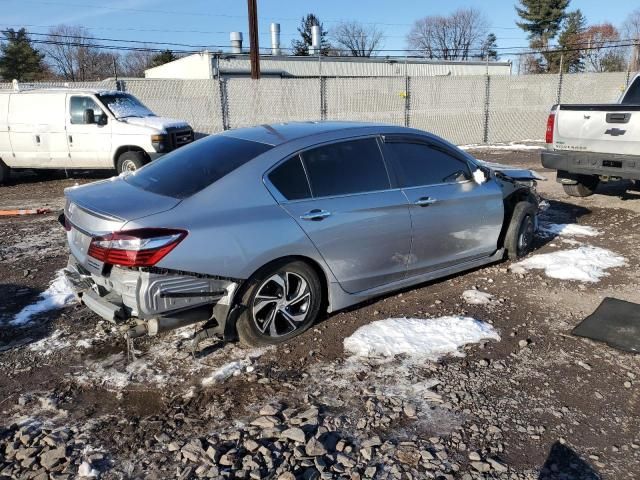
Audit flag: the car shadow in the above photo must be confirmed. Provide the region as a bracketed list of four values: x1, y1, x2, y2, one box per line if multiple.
[6, 169, 111, 186]
[0, 283, 62, 352]
[536, 198, 592, 249]
[591, 179, 640, 201]
[538, 441, 602, 480]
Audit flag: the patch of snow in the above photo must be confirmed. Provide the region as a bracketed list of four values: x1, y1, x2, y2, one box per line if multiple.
[344, 316, 500, 361]
[539, 222, 600, 238]
[460, 143, 543, 151]
[473, 169, 487, 185]
[11, 270, 76, 326]
[76, 339, 93, 349]
[516, 246, 626, 282]
[78, 461, 99, 478]
[462, 290, 494, 305]
[28, 330, 71, 355]
[201, 349, 267, 386]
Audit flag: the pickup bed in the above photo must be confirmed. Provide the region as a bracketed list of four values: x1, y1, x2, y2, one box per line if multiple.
[542, 74, 640, 197]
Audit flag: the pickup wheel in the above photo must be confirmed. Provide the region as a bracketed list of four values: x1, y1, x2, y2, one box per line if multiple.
[505, 201, 537, 260]
[562, 175, 599, 197]
[116, 151, 147, 174]
[0, 159, 10, 185]
[236, 260, 322, 347]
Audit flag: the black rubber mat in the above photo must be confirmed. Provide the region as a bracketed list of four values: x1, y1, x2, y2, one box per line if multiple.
[572, 298, 640, 353]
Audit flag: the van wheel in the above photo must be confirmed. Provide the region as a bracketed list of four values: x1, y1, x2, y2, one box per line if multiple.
[236, 260, 322, 347]
[116, 151, 147, 174]
[562, 175, 599, 197]
[0, 159, 10, 185]
[505, 201, 537, 260]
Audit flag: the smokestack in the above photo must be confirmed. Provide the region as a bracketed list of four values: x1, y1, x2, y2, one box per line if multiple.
[230, 32, 243, 54]
[310, 25, 321, 55]
[270, 23, 281, 56]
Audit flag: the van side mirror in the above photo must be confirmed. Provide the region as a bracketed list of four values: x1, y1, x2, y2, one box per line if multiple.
[83, 108, 95, 124]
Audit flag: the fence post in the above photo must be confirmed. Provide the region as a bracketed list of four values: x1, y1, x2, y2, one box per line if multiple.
[483, 73, 490, 144]
[556, 54, 564, 104]
[404, 56, 410, 127]
[320, 77, 327, 121]
[218, 79, 230, 131]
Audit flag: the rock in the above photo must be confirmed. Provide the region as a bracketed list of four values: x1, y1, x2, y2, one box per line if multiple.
[305, 437, 327, 456]
[518, 339, 529, 348]
[281, 427, 306, 443]
[259, 404, 280, 416]
[244, 439, 260, 452]
[403, 404, 417, 418]
[278, 474, 295, 480]
[361, 436, 382, 448]
[471, 461, 491, 473]
[396, 447, 421, 466]
[39, 447, 67, 470]
[487, 457, 508, 472]
[468, 452, 481, 461]
[251, 416, 279, 429]
[364, 466, 377, 478]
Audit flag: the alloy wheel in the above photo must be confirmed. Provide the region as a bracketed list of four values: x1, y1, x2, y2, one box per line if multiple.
[252, 271, 312, 337]
[517, 215, 534, 256]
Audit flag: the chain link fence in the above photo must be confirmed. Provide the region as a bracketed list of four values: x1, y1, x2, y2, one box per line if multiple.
[2, 72, 636, 144]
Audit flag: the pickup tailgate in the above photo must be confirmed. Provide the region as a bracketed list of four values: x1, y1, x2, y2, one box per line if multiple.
[554, 104, 640, 156]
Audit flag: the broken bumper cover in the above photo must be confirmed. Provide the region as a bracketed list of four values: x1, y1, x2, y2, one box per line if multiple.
[64, 255, 240, 335]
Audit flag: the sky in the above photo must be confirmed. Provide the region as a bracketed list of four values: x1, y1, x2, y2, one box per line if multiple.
[1, 0, 637, 63]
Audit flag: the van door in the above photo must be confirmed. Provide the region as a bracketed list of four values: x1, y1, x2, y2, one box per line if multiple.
[66, 95, 112, 168]
[8, 93, 41, 167]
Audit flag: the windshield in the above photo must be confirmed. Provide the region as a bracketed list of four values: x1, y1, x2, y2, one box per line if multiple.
[125, 135, 273, 199]
[97, 92, 154, 119]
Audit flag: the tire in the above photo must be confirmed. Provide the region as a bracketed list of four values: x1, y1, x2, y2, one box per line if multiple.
[236, 260, 323, 347]
[116, 151, 147, 174]
[504, 201, 537, 260]
[0, 159, 10, 185]
[562, 175, 599, 197]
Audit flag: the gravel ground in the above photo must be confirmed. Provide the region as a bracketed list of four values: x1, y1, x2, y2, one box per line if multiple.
[0, 152, 639, 480]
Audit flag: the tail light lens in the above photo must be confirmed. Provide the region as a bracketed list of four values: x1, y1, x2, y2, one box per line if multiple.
[88, 228, 187, 267]
[545, 111, 556, 144]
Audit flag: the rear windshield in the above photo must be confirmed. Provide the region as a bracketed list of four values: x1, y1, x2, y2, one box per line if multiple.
[125, 135, 273, 199]
[622, 77, 640, 104]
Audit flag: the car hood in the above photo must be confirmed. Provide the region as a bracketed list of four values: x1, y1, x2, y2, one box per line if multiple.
[476, 159, 546, 181]
[121, 116, 191, 132]
[64, 176, 181, 224]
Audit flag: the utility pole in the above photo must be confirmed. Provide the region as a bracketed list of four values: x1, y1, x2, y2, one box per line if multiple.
[247, 0, 260, 79]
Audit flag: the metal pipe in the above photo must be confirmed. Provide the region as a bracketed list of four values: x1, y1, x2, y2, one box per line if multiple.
[270, 23, 281, 56]
[310, 25, 321, 55]
[230, 32, 243, 54]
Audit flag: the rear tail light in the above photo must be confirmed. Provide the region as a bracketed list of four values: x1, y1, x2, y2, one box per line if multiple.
[88, 228, 187, 267]
[545, 110, 556, 144]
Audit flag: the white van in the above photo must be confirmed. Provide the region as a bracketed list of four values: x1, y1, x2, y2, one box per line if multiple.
[0, 88, 194, 183]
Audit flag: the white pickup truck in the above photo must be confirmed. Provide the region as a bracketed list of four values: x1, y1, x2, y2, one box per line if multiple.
[0, 88, 194, 184]
[542, 74, 640, 197]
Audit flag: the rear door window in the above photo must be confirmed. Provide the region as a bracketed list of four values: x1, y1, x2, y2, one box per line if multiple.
[301, 138, 390, 197]
[268, 155, 312, 201]
[125, 135, 272, 199]
[382, 140, 471, 187]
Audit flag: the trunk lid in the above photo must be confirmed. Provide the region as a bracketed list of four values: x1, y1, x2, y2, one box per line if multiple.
[64, 176, 181, 273]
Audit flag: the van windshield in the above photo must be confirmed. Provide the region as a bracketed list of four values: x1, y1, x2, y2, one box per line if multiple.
[97, 93, 154, 119]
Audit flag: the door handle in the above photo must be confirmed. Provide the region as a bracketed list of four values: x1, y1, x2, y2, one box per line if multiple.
[414, 197, 438, 207]
[300, 209, 331, 221]
[68, 135, 73, 144]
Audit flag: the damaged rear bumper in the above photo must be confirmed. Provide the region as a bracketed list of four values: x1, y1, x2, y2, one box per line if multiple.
[64, 255, 241, 338]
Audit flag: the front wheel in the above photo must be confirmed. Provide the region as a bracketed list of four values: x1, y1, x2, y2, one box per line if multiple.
[562, 175, 599, 197]
[116, 151, 147, 174]
[504, 202, 537, 260]
[236, 260, 323, 347]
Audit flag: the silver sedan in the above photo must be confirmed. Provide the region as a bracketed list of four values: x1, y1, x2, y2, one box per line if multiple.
[62, 122, 540, 346]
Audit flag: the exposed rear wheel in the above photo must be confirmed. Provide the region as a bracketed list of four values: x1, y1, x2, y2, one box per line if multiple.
[116, 151, 147, 174]
[505, 201, 537, 260]
[0, 159, 10, 185]
[562, 175, 599, 197]
[237, 260, 322, 347]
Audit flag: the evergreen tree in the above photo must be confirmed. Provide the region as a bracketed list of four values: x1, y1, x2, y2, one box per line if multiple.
[150, 50, 177, 68]
[557, 9, 587, 73]
[516, 0, 570, 72]
[291, 14, 331, 56]
[0, 28, 46, 81]
[480, 33, 499, 60]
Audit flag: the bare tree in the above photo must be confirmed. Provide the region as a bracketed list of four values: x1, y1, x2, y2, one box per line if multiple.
[119, 49, 154, 77]
[44, 25, 116, 81]
[331, 21, 384, 57]
[623, 8, 640, 70]
[407, 8, 488, 60]
[583, 24, 626, 72]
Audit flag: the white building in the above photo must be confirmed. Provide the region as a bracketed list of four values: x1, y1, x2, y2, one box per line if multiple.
[145, 51, 512, 80]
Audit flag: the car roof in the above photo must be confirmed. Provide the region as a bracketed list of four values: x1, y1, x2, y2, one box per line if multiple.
[0, 88, 122, 96]
[221, 121, 409, 146]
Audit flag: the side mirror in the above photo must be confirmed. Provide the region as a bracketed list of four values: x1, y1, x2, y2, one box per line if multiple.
[83, 108, 95, 124]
